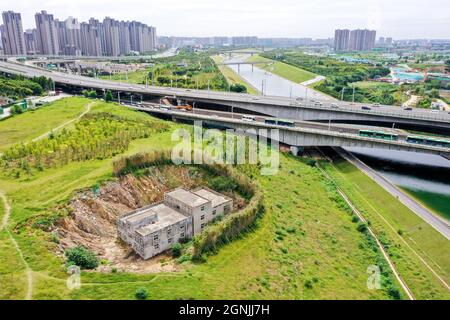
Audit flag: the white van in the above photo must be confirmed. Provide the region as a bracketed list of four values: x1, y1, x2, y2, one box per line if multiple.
[242, 115, 256, 122]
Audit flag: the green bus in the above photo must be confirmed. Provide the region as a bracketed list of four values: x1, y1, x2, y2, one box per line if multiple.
[406, 136, 450, 148]
[359, 130, 399, 141]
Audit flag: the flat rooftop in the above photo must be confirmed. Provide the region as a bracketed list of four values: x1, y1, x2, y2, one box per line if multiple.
[122, 205, 158, 225]
[193, 188, 231, 208]
[166, 188, 209, 207]
[135, 203, 189, 236]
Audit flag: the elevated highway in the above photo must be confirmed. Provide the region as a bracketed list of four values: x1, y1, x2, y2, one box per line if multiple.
[127, 104, 450, 157]
[1, 59, 450, 134]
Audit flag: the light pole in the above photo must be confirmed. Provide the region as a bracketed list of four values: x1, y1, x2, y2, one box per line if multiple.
[341, 87, 346, 101]
[192, 101, 196, 114]
[352, 86, 355, 103]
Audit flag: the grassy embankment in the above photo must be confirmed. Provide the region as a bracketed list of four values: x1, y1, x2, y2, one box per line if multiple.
[0, 97, 89, 152]
[246, 54, 317, 84]
[211, 55, 260, 95]
[0, 96, 445, 300]
[321, 158, 450, 299]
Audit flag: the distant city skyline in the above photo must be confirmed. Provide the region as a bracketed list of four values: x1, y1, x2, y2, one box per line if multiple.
[1, 0, 449, 39]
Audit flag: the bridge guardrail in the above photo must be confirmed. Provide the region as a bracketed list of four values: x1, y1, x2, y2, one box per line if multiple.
[137, 106, 450, 154]
[1, 61, 450, 124]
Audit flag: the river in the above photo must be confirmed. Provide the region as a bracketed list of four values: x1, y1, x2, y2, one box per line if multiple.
[224, 54, 450, 222]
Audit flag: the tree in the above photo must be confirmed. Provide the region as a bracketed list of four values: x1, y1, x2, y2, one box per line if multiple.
[135, 287, 149, 300]
[429, 88, 440, 99]
[105, 90, 113, 102]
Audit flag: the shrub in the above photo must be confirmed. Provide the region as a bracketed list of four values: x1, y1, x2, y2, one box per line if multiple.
[304, 279, 314, 289]
[65, 246, 99, 269]
[135, 287, 149, 300]
[387, 286, 401, 300]
[172, 243, 182, 257]
[306, 159, 316, 167]
[356, 222, 368, 233]
[11, 105, 23, 115]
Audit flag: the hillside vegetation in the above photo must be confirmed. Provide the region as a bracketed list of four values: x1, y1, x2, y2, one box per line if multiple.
[0, 97, 447, 300]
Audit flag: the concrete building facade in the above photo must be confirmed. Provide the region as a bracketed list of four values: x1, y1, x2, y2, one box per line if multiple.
[334, 29, 350, 52]
[1, 11, 26, 55]
[118, 187, 232, 259]
[24, 29, 39, 55]
[334, 28, 376, 52]
[35, 11, 59, 55]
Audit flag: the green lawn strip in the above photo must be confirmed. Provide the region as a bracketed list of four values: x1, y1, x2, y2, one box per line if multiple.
[247, 55, 316, 83]
[322, 159, 450, 299]
[0, 97, 90, 151]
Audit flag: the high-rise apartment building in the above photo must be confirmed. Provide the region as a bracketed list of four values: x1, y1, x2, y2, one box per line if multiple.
[334, 29, 350, 52]
[349, 29, 376, 51]
[24, 29, 39, 55]
[35, 11, 59, 55]
[103, 17, 120, 56]
[334, 28, 376, 52]
[2, 10, 156, 57]
[1, 11, 26, 55]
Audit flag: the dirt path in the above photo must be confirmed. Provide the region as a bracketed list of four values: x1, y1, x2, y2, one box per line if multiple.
[0, 100, 95, 300]
[32, 101, 94, 142]
[0, 192, 33, 300]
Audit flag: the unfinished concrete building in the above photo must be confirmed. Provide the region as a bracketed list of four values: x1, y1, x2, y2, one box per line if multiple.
[118, 187, 232, 259]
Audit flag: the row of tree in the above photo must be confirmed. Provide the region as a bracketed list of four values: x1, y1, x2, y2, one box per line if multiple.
[1, 112, 168, 177]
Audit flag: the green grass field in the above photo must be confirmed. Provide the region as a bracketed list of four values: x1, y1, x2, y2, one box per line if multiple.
[0, 97, 447, 299]
[0, 97, 89, 152]
[246, 55, 317, 84]
[322, 158, 450, 299]
[100, 69, 149, 84]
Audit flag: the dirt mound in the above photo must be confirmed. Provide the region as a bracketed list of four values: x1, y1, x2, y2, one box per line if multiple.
[57, 166, 205, 273]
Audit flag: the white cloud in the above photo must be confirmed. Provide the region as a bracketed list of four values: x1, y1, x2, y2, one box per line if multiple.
[1, 0, 449, 38]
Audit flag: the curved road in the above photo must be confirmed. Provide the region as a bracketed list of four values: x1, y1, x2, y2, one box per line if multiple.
[336, 147, 450, 240]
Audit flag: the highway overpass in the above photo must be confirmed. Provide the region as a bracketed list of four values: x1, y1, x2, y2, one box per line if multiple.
[128, 105, 450, 157]
[1, 59, 450, 134]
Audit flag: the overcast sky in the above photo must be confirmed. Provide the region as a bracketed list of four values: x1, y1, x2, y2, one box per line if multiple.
[2, 0, 449, 39]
